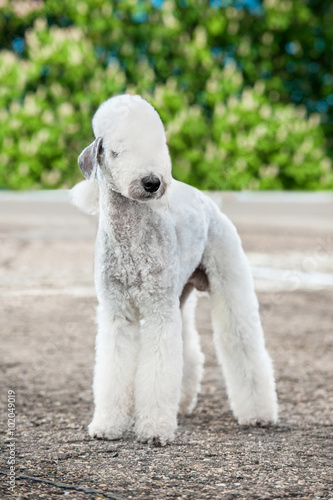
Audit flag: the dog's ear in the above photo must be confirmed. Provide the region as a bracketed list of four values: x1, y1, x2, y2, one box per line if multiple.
[78, 137, 104, 179]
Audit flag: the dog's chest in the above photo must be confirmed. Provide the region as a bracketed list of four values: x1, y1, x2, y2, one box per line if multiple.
[96, 204, 177, 291]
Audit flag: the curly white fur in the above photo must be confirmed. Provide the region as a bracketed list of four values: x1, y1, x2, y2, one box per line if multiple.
[71, 95, 278, 446]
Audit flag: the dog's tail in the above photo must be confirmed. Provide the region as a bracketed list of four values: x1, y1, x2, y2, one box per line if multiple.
[70, 179, 99, 215]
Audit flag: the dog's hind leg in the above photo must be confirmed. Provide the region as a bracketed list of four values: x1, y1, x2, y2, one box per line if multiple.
[179, 291, 204, 416]
[203, 211, 278, 426]
[88, 304, 139, 440]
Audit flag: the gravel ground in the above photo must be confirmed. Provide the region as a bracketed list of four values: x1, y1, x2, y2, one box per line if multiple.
[0, 192, 332, 499]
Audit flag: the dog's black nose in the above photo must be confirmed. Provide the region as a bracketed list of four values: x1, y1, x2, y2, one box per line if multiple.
[142, 175, 161, 193]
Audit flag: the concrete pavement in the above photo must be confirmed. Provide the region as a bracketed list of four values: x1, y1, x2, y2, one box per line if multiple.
[0, 190, 332, 499]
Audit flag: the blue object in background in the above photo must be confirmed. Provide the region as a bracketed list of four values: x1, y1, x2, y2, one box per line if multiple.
[12, 37, 25, 54]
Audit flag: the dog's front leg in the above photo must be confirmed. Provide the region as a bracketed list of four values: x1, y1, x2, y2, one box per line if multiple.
[88, 305, 139, 440]
[134, 304, 183, 446]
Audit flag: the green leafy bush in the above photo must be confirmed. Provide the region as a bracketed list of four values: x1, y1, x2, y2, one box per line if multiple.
[0, 0, 332, 190]
[0, 20, 126, 188]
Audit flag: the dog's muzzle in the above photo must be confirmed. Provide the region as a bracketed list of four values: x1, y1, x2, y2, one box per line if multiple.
[141, 175, 161, 193]
[128, 175, 167, 201]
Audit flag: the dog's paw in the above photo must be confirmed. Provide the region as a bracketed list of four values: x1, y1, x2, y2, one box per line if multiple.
[88, 420, 124, 441]
[238, 414, 277, 427]
[234, 397, 278, 427]
[136, 433, 173, 447]
[178, 393, 198, 416]
[135, 421, 176, 447]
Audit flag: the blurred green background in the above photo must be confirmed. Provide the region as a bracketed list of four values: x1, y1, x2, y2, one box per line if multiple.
[1, 0, 333, 190]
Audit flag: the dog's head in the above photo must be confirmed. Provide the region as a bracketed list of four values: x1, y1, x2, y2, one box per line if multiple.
[78, 95, 172, 202]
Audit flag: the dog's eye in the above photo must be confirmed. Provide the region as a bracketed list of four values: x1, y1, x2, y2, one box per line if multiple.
[111, 150, 119, 159]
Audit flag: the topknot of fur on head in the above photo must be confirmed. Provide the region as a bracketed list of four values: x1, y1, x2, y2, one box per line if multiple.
[92, 95, 167, 158]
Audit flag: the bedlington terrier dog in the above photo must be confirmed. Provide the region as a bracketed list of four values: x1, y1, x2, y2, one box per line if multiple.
[71, 94, 278, 446]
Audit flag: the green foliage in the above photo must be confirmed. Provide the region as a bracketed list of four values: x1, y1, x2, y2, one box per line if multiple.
[165, 68, 332, 189]
[0, 0, 332, 190]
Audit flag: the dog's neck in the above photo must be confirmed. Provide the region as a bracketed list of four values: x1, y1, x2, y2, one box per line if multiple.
[98, 185, 153, 242]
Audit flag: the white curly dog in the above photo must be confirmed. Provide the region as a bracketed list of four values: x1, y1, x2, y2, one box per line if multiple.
[71, 94, 278, 446]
